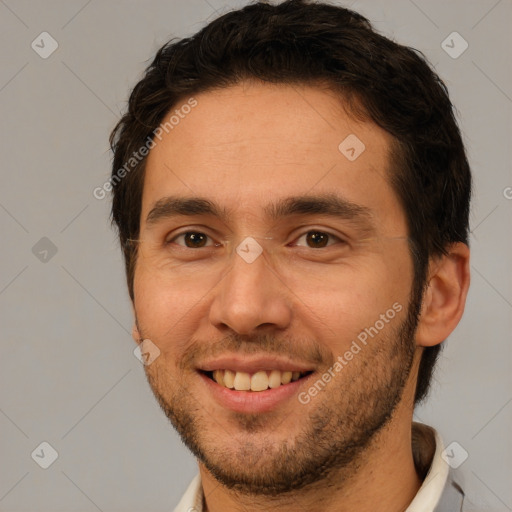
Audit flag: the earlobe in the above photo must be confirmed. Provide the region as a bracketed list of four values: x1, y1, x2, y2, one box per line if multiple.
[415, 242, 470, 348]
[131, 301, 141, 345]
[132, 323, 141, 344]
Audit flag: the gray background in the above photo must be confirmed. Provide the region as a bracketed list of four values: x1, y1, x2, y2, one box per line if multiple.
[0, 0, 510, 510]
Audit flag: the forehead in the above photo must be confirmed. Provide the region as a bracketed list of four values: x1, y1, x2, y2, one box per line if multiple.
[140, 81, 406, 234]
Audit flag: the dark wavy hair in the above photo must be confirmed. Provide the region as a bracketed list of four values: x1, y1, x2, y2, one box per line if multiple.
[109, 0, 471, 406]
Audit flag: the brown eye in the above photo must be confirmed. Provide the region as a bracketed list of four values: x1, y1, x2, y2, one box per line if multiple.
[294, 230, 342, 248]
[306, 231, 329, 248]
[169, 231, 212, 248]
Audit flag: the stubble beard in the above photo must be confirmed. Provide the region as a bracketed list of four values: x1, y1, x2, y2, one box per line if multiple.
[140, 297, 420, 497]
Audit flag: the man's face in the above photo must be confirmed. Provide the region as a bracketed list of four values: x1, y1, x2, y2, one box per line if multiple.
[132, 82, 420, 494]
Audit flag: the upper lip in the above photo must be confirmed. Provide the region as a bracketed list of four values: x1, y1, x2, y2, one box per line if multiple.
[198, 355, 316, 374]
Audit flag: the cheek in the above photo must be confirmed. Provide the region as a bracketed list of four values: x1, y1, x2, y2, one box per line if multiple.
[305, 252, 410, 307]
[133, 268, 203, 351]
[293, 254, 412, 344]
[298, 282, 396, 346]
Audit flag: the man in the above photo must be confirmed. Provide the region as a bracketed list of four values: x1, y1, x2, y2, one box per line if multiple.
[109, 1, 471, 510]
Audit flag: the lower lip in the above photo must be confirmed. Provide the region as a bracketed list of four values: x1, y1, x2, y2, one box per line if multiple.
[198, 371, 314, 414]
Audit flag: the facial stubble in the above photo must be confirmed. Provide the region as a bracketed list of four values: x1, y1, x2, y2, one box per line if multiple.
[139, 298, 419, 497]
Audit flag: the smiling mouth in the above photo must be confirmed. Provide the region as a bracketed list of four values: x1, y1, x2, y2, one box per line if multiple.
[201, 369, 314, 391]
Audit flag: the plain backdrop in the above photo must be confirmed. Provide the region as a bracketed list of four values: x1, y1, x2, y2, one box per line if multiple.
[0, 0, 511, 511]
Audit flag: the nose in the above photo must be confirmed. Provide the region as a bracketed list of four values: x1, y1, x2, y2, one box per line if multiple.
[208, 245, 293, 335]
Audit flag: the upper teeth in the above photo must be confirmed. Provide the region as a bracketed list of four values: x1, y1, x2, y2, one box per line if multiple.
[212, 370, 305, 391]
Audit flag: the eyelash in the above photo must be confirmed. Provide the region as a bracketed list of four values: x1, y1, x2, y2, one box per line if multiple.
[166, 229, 346, 249]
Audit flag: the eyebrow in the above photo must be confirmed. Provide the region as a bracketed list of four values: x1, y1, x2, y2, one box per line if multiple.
[145, 193, 376, 233]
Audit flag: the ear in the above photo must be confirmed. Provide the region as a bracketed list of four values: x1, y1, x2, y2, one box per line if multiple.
[132, 322, 141, 345]
[130, 300, 141, 345]
[415, 242, 470, 347]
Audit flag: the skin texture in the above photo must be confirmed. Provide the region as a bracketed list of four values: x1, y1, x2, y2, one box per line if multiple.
[130, 81, 470, 511]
